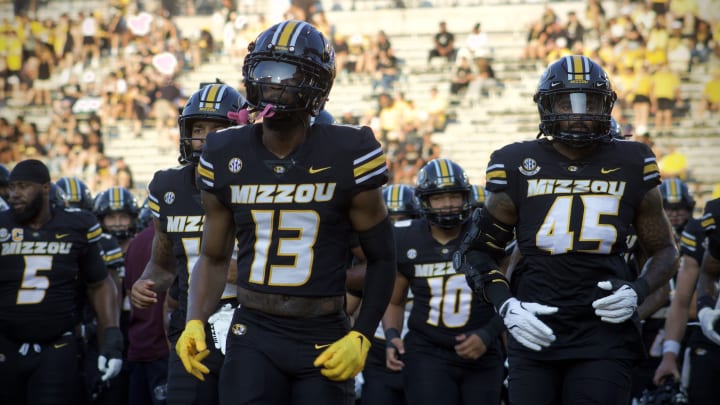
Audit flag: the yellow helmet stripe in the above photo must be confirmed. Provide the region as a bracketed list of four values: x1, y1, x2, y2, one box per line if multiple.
[68, 178, 79, 201]
[566, 55, 590, 82]
[272, 20, 307, 49]
[391, 185, 401, 205]
[436, 159, 453, 185]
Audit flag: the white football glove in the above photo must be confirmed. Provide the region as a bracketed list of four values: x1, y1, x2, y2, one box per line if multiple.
[592, 280, 638, 323]
[697, 307, 720, 345]
[208, 303, 235, 354]
[98, 355, 123, 381]
[499, 297, 558, 351]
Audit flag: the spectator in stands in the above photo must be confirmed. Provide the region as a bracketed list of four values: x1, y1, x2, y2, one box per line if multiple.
[666, 21, 691, 74]
[695, 67, 720, 121]
[428, 21, 456, 64]
[80, 11, 101, 68]
[564, 11, 585, 50]
[630, 63, 653, 133]
[458, 22, 492, 65]
[425, 86, 448, 133]
[646, 15, 670, 67]
[669, 0, 699, 36]
[113, 157, 133, 190]
[658, 144, 689, 181]
[689, 19, 714, 72]
[521, 20, 546, 62]
[347, 33, 371, 74]
[31, 43, 55, 106]
[449, 56, 474, 97]
[650, 62, 683, 135]
[372, 48, 401, 95]
[472, 59, 504, 100]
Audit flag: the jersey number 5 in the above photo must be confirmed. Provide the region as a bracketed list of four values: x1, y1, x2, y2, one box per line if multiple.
[17, 256, 52, 304]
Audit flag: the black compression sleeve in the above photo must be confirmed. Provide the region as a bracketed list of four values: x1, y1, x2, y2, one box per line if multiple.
[472, 314, 505, 345]
[708, 234, 720, 260]
[353, 217, 396, 338]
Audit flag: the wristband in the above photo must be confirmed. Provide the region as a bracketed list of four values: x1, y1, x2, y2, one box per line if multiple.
[384, 327, 401, 343]
[662, 339, 681, 355]
[697, 295, 715, 311]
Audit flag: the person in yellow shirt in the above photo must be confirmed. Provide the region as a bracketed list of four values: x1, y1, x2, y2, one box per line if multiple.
[631, 63, 653, 131]
[646, 16, 669, 66]
[658, 144, 689, 180]
[696, 67, 720, 121]
[650, 63, 683, 135]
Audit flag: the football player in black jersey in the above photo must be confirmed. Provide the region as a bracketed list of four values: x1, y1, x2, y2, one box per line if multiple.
[383, 159, 505, 405]
[349, 183, 419, 405]
[0, 163, 9, 211]
[625, 178, 697, 399]
[688, 198, 720, 404]
[130, 81, 246, 405]
[91, 186, 139, 405]
[0, 159, 122, 405]
[177, 20, 396, 405]
[454, 55, 678, 404]
[56, 176, 128, 402]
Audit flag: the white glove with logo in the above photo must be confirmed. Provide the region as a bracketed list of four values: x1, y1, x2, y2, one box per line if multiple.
[208, 303, 235, 354]
[698, 307, 720, 345]
[592, 280, 638, 323]
[499, 297, 558, 351]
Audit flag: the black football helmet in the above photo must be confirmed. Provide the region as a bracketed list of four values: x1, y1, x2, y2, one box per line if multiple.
[469, 184, 488, 209]
[534, 55, 617, 147]
[638, 378, 688, 405]
[136, 197, 154, 232]
[415, 158, 472, 228]
[382, 184, 420, 219]
[93, 186, 139, 240]
[609, 117, 623, 140]
[0, 163, 9, 200]
[49, 183, 68, 209]
[659, 178, 695, 211]
[243, 20, 335, 116]
[178, 82, 246, 165]
[55, 176, 93, 210]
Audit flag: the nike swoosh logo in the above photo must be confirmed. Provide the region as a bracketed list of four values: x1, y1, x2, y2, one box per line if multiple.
[314, 343, 331, 350]
[56, 234, 69, 239]
[600, 167, 621, 174]
[54, 343, 68, 349]
[308, 166, 331, 174]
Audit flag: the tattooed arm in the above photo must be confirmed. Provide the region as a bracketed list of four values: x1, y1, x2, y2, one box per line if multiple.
[130, 218, 179, 308]
[634, 187, 680, 295]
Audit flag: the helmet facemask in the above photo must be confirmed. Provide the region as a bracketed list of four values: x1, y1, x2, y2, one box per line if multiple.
[419, 192, 473, 229]
[536, 90, 616, 148]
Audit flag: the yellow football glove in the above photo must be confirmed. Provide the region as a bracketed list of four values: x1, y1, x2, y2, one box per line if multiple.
[175, 320, 210, 381]
[313, 331, 370, 381]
